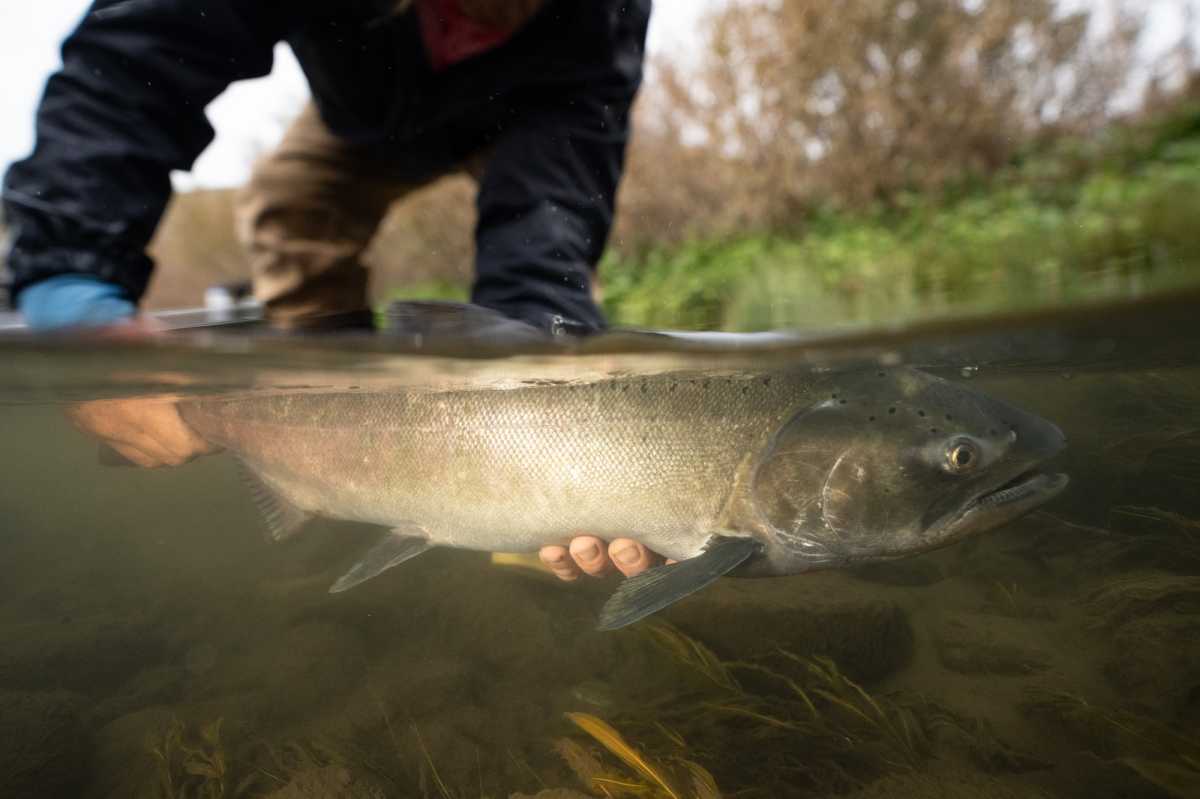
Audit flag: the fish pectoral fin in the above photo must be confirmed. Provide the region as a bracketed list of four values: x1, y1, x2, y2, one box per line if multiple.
[237, 458, 313, 542]
[328, 525, 433, 594]
[596, 536, 761, 631]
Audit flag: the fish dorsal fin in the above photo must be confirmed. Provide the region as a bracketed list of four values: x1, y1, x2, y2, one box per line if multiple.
[328, 524, 433, 593]
[597, 536, 761, 631]
[237, 459, 312, 542]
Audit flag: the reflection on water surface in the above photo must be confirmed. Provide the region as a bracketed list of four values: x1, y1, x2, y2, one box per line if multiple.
[0, 295, 1198, 798]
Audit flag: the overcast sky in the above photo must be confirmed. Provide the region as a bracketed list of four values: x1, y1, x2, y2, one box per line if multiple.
[0, 0, 1191, 190]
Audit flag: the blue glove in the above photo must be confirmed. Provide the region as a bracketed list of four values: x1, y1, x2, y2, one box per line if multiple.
[17, 274, 137, 330]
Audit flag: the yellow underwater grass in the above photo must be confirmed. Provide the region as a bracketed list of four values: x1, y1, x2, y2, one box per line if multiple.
[561, 712, 721, 798]
[566, 712, 683, 798]
[552, 622, 943, 796]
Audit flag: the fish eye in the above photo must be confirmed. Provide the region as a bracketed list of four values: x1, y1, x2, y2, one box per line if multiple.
[946, 439, 979, 473]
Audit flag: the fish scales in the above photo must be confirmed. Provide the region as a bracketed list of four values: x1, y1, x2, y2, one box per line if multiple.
[181, 372, 815, 560]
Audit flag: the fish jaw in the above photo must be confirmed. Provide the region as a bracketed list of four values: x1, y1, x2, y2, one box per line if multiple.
[931, 470, 1069, 544]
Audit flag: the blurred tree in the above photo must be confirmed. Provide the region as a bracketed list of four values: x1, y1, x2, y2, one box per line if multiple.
[645, 0, 1142, 218]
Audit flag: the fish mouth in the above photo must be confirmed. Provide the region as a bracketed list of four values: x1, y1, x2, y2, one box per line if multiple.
[932, 469, 1069, 543]
[967, 470, 1070, 512]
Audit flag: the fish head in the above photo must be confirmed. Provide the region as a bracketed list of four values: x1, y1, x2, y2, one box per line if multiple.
[751, 367, 1069, 569]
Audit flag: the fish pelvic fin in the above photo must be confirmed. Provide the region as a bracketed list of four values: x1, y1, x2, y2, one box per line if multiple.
[237, 458, 313, 542]
[329, 524, 432, 593]
[597, 536, 761, 631]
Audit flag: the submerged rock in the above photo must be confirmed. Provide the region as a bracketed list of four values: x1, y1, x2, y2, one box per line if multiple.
[0, 690, 87, 799]
[194, 622, 367, 725]
[935, 614, 1050, 676]
[86, 706, 179, 799]
[88, 665, 186, 728]
[1104, 615, 1200, 721]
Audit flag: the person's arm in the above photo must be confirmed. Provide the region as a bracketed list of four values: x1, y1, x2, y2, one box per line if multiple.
[489, 3, 660, 579]
[3, 0, 295, 326]
[470, 0, 650, 333]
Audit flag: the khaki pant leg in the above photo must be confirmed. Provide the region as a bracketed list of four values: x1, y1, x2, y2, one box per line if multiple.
[234, 103, 410, 325]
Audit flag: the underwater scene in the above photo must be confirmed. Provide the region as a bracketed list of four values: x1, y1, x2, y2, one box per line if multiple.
[1, 294, 1199, 799]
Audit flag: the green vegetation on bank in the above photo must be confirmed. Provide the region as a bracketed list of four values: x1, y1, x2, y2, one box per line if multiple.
[599, 106, 1200, 332]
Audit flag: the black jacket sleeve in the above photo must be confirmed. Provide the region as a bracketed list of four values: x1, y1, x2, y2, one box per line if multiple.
[2, 0, 292, 303]
[470, 0, 650, 332]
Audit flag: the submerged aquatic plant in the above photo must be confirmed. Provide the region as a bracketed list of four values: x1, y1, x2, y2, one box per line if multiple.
[1082, 572, 1200, 628]
[1024, 507, 1200, 576]
[921, 700, 1052, 775]
[567, 622, 934, 795]
[1103, 428, 1200, 475]
[411, 721, 456, 799]
[1108, 505, 1200, 567]
[559, 712, 721, 799]
[783, 652, 928, 770]
[1021, 687, 1200, 797]
[650, 621, 929, 766]
[981, 579, 1053, 620]
[642, 622, 741, 693]
[145, 717, 228, 799]
[146, 714, 397, 799]
[242, 738, 373, 796]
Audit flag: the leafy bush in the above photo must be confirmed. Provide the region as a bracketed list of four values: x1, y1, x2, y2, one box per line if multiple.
[601, 107, 1200, 331]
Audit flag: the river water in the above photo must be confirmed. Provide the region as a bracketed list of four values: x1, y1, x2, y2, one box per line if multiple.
[0, 293, 1198, 799]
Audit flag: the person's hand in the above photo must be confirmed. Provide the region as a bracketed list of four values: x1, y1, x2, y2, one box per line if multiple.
[18, 274, 137, 329]
[539, 536, 672, 580]
[67, 397, 218, 468]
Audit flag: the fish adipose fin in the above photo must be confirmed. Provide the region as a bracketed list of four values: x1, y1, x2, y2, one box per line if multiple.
[329, 525, 432, 593]
[597, 536, 761, 631]
[237, 459, 312, 542]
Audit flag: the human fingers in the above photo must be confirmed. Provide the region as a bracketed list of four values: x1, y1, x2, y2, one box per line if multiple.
[141, 402, 219, 463]
[608, 538, 663, 578]
[569, 535, 612, 577]
[539, 545, 582, 581]
[107, 441, 164, 469]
